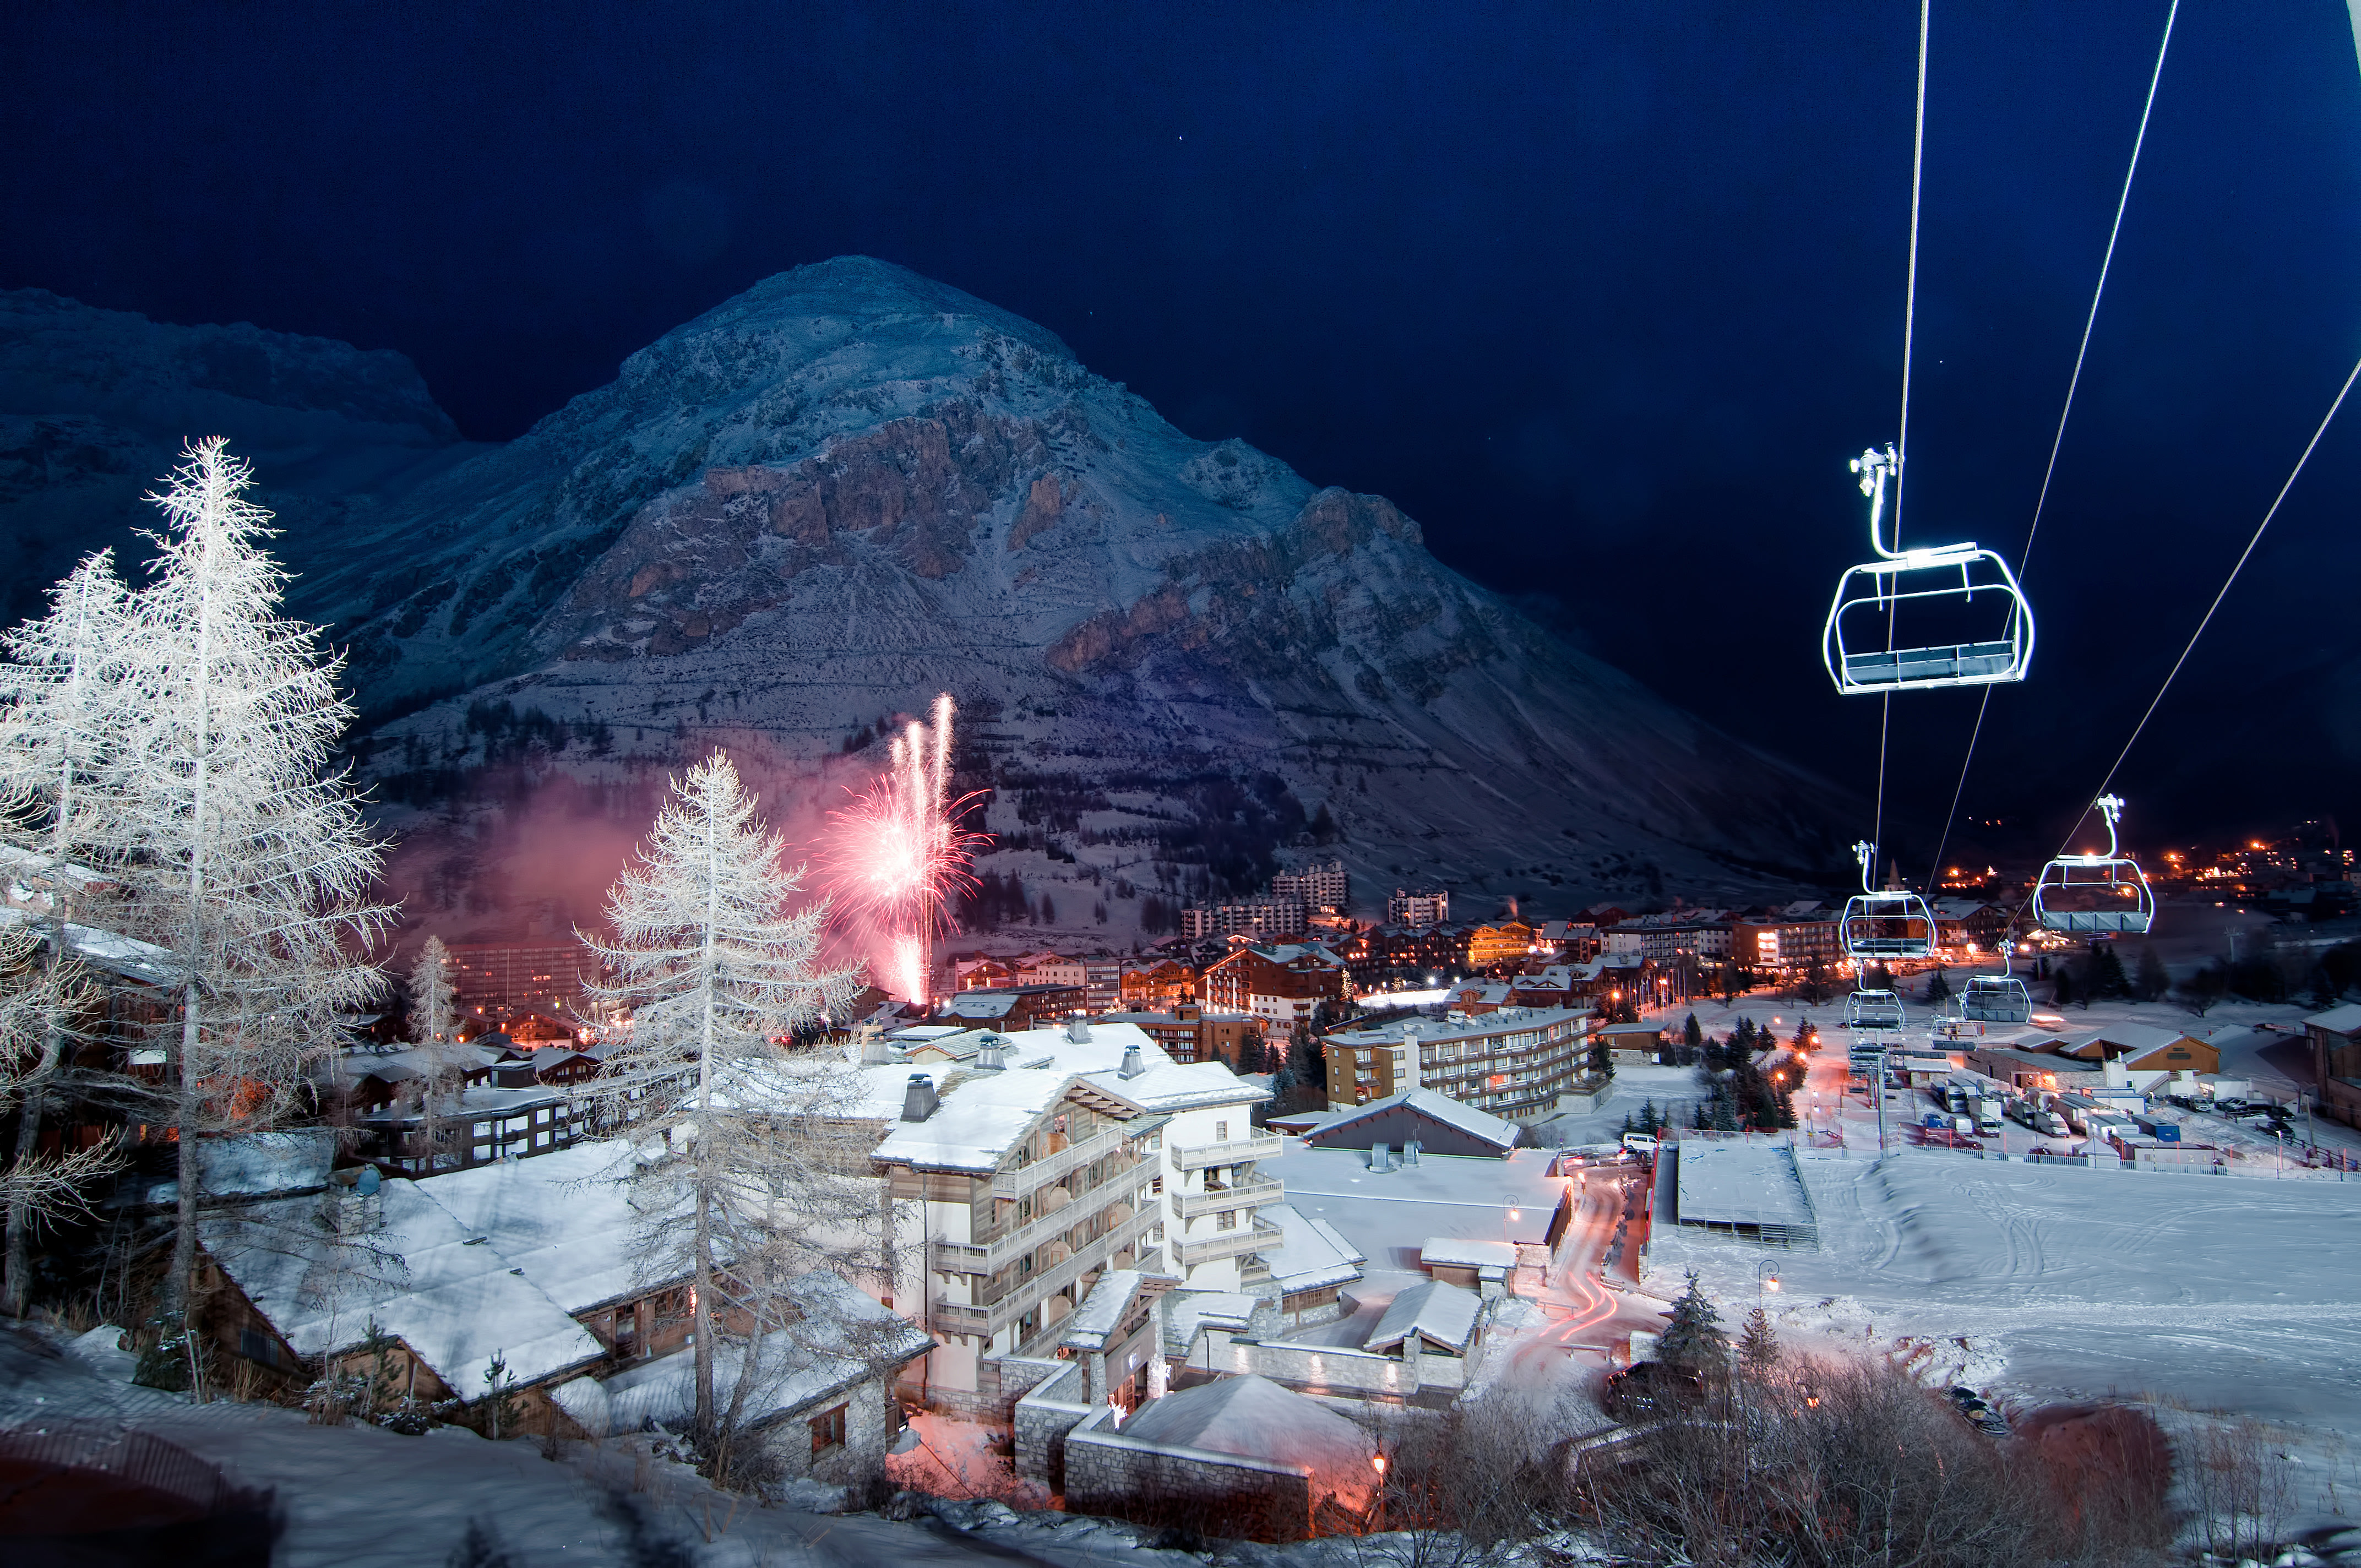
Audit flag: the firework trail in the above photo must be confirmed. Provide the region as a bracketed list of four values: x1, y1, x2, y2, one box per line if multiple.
[825, 693, 982, 1004]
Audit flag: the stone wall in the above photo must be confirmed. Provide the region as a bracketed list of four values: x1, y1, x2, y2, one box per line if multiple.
[1011, 1358, 1095, 1487]
[752, 1371, 899, 1487]
[1061, 1409, 1319, 1542]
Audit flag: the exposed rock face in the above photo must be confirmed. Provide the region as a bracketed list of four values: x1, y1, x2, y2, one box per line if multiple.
[0, 260, 1849, 924]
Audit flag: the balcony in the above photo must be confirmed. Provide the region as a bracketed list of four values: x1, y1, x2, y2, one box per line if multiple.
[1172, 1218, 1283, 1268]
[931, 1184, 1150, 1276]
[991, 1125, 1132, 1200]
[1171, 1133, 1283, 1172]
[935, 1203, 1162, 1343]
[1174, 1174, 1283, 1221]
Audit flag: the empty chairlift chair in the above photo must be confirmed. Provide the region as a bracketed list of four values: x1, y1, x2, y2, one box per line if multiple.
[1844, 989, 1906, 1031]
[1840, 841, 1937, 961]
[1959, 973, 2032, 1025]
[2033, 794, 2156, 937]
[1821, 445, 2035, 696]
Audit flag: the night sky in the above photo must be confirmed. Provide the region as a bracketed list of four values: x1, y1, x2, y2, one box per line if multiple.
[6, 2, 2360, 874]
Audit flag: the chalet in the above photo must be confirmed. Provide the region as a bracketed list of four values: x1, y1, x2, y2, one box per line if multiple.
[1097, 1004, 1265, 1070]
[1466, 921, 1537, 971]
[1593, 1020, 1667, 1066]
[935, 984, 1085, 1031]
[1200, 942, 1350, 1024]
[1302, 1087, 1521, 1158]
[850, 1021, 1276, 1419]
[1118, 959, 1198, 1010]
[1416, 1236, 1517, 1293]
[2306, 1003, 2361, 1127]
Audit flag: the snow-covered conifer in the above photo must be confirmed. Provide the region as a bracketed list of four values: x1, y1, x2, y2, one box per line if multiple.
[0, 551, 136, 1310]
[579, 752, 863, 1440]
[1658, 1269, 1729, 1371]
[97, 439, 392, 1316]
[407, 934, 460, 1172]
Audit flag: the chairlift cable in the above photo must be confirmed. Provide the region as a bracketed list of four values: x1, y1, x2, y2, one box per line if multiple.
[2068, 350, 2361, 843]
[1866, 0, 1932, 896]
[1922, 0, 2179, 892]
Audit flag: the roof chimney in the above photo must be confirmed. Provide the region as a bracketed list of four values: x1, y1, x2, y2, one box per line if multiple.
[1119, 1042, 1145, 1079]
[976, 1036, 1005, 1071]
[1399, 1025, 1421, 1093]
[1067, 1014, 1091, 1044]
[900, 1073, 939, 1123]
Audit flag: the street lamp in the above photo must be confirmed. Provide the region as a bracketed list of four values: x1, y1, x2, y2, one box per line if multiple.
[1755, 1257, 1780, 1308]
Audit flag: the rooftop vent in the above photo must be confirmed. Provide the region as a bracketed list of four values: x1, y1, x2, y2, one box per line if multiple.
[900, 1074, 939, 1123]
[1370, 1142, 1392, 1173]
[1402, 1140, 1422, 1166]
[1067, 1014, 1091, 1044]
[1118, 1042, 1146, 1079]
[976, 1037, 1005, 1071]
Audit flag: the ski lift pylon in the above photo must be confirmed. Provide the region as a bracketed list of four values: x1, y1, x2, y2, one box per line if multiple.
[1823, 445, 2036, 695]
[1840, 840, 1938, 961]
[2033, 794, 2156, 936]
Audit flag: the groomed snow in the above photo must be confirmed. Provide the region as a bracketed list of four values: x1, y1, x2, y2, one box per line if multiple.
[1673, 1141, 1814, 1228]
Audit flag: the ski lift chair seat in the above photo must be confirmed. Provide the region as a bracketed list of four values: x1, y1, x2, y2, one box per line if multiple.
[1960, 974, 2031, 1024]
[1844, 989, 1906, 1031]
[1841, 640, 2020, 688]
[1841, 890, 1937, 961]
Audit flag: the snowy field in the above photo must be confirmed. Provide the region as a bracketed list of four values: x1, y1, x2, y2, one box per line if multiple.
[1653, 1148, 2361, 1515]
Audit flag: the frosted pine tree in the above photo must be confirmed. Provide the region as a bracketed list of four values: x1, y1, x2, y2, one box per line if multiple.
[407, 935, 460, 1174]
[580, 752, 863, 1440]
[0, 552, 136, 1312]
[97, 439, 393, 1320]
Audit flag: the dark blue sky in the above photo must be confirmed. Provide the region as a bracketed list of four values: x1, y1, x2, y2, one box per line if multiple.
[6, 2, 2360, 871]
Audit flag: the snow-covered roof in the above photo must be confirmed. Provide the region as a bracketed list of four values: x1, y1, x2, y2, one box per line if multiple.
[1163, 1290, 1258, 1353]
[0, 905, 179, 986]
[411, 1141, 663, 1315]
[1417, 1237, 1516, 1271]
[871, 1070, 1118, 1173]
[570, 1273, 929, 1438]
[1115, 1373, 1374, 1475]
[1255, 1202, 1365, 1296]
[1308, 1087, 1520, 1154]
[1061, 1269, 1147, 1351]
[1323, 1006, 1586, 1050]
[2304, 1004, 2361, 1035]
[2056, 1023, 2185, 1060]
[940, 993, 1020, 1019]
[1674, 1141, 1814, 1228]
[202, 1182, 605, 1397]
[1362, 1278, 1481, 1354]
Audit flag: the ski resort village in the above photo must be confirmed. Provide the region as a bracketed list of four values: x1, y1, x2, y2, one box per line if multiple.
[3, 449, 2360, 1566]
[8, 7, 2361, 1546]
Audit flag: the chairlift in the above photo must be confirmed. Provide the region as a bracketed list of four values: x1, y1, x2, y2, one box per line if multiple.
[2033, 795, 2156, 937]
[1843, 989, 1906, 1032]
[1959, 973, 2032, 1025]
[1822, 446, 2036, 696]
[1840, 840, 1936, 961]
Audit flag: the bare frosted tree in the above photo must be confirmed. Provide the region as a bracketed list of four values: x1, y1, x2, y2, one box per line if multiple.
[95, 439, 393, 1319]
[0, 551, 137, 1311]
[407, 935, 459, 1174]
[579, 752, 863, 1440]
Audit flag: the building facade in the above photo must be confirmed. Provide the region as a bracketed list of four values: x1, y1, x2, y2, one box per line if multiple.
[1320, 1006, 1592, 1122]
[1180, 897, 1308, 940]
[1387, 888, 1450, 926]
[1201, 943, 1351, 1025]
[1270, 859, 1349, 913]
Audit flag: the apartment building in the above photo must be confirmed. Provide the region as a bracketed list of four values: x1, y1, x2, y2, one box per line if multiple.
[1118, 959, 1198, 1010]
[1386, 888, 1450, 926]
[1179, 896, 1307, 940]
[858, 1021, 1276, 1401]
[1728, 910, 1843, 971]
[1270, 859, 1349, 912]
[445, 942, 606, 1030]
[1466, 921, 1537, 970]
[1333, 923, 1472, 990]
[1201, 941, 1351, 1025]
[1097, 1004, 1265, 1070]
[1320, 1006, 1592, 1123]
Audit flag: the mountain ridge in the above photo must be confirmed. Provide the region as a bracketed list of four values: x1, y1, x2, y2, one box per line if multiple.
[0, 259, 1854, 936]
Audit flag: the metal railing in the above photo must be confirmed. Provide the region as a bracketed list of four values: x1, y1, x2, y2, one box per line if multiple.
[1172, 1217, 1283, 1267]
[932, 1180, 1152, 1275]
[1171, 1133, 1283, 1172]
[991, 1125, 1133, 1199]
[1174, 1174, 1283, 1220]
[933, 1204, 1162, 1341]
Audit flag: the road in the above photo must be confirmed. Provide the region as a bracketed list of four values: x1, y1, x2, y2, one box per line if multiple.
[1497, 1160, 1670, 1397]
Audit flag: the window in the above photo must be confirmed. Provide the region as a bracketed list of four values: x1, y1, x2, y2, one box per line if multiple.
[1151, 1176, 1163, 1195]
[810, 1403, 848, 1455]
[1214, 1120, 1229, 1142]
[1218, 1210, 1238, 1231]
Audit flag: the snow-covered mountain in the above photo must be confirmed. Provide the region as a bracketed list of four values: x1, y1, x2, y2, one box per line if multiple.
[0, 262, 1849, 938]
